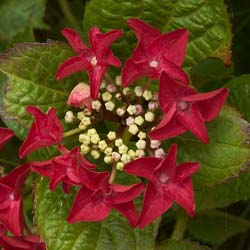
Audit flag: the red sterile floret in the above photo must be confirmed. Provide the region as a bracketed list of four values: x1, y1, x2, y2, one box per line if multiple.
[124, 144, 199, 228]
[0, 164, 30, 236]
[30, 145, 95, 193]
[0, 128, 14, 150]
[122, 18, 189, 87]
[56, 27, 122, 99]
[0, 225, 46, 250]
[150, 73, 229, 143]
[19, 106, 63, 159]
[67, 168, 144, 227]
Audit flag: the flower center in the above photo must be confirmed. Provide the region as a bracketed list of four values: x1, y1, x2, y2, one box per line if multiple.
[9, 192, 15, 201]
[159, 173, 168, 184]
[91, 56, 98, 66]
[149, 60, 159, 68]
[178, 101, 189, 111]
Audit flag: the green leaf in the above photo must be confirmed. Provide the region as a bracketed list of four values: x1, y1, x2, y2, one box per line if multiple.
[34, 178, 160, 250]
[156, 240, 210, 250]
[176, 106, 250, 188]
[196, 172, 250, 211]
[0, 0, 47, 51]
[226, 74, 250, 122]
[83, 0, 232, 66]
[0, 41, 83, 139]
[187, 210, 250, 246]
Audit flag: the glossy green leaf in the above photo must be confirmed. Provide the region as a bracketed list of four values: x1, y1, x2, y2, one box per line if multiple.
[188, 210, 250, 245]
[176, 106, 250, 188]
[0, 41, 83, 139]
[0, 0, 47, 51]
[226, 74, 250, 122]
[34, 178, 160, 250]
[83, 0, 232, 66]
[196, 172, 250, 211]
[156, 240, 210, 250]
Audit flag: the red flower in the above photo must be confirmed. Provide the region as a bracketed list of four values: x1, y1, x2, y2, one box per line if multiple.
[67, 169, 144, 227]
[56, 27, 122, 99]
[0, 128, 14, 150]
[19, 106, 63, 159]
[122, 18, 189, 87]
[124, 144, 199, 228]
[0, 164, 30, 236]
[30, 145, 95, 193]
[0, 225, 46, 250]
[150, 73, 229, 143]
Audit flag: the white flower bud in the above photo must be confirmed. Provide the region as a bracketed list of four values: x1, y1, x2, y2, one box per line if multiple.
[91, 134, 100, 144]
[128, 124, 139, 135]
[78, 123, 87, 130]
[115, 75, 122, 86]
[143, 90, 153, 101]
[77, 111, 85, 120]
[92, 100, 102, 110]
[107, 84, 117, 93]
[136, 149, 145, 158]
[145, 111, 155, 122]
[126, 116, 135, 126]
[98, 140, 108, 151]
[150, 140, 161, 149]
[116, 162, 124, 170]
[121, 154, 131, 164]
[148, 101, 159, 111]
[136, 139, 146, 150]
[115, 93, 122, 100]
[115, 138, 123, 147]
[101, 80, 107, 89]
[104, 156, 112, 164]
[123, 87, 130, 95]
[127, 105, 136, 115]
[87, 128, 97, 136]
[128, 149, 136, 159]
[111, 152, 120, 161]
[105, 101, 115, 111]
[65, 111, 74, 123]
[80, 144, 90, 154]
[134, 116, 144, 126]
[81, 117, 91, 126]
[155, 148, 165, 158]
[138, 131, 146, 139]
[134, 86, 143, 97]
[91, 150, 100, 159]
[79, 134, 91, 145]
[119, 144, 128, 154]
[104, 147, 113, 156]
[116, 107, 125, 116]
[107, 131, 116, 140]
[102, 92, 112, 102]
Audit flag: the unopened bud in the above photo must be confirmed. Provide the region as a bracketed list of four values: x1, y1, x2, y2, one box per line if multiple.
[145, 111, 155, 122]
[148, 101, 159, 111]
[155, 148, 165, 158]
[150, 140, 161, 149]
[102, 92, 112, 102]
[65, 111, 74, 123]
[91, 150, 100, 159]
[92, 100, 102, 111]
[107, 84, 117, 93]
[115, 75, 122, 86]
[126, 116, 135, 126]
[128, 124, 139, 135]
[135, 116, 144, 126]
[127, 105, 136, 115]
[134, 86, 143, 97]
[107, 131, 116, 140]
[143, 90, 152, 101]
[105, 101, 115, 111]
[136, 139, 146, 150]
[116, 107, 126, 116]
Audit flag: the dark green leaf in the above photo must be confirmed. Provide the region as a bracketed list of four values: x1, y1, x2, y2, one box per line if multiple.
[156, 240, 210, 250]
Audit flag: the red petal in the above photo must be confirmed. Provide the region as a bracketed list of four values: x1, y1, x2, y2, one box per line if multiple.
[67, 187, 111, 223]
[56, 55, 90, 80]
[105, 50, 122, 67]
[111, 183, 144, 204]
[0, 128, 14, 150]
[127, 18, 161, 47]
[164, 179, 195, 217]
[124, 157, 161, 182]
[176, 105, 209, 143]
[149, 117, 186, 140]
[161, 59, 189, 85]
[88, 65, 108, 99]
[148, 29, 189, 66]
[61, 28, 88, 53]
[158, 73, 194, 111]
[175, 162, 199, 182]
[114, 201, 139, 227]
[182, 88, 229, 121]
[137, 182, 172, 228]
[30, 160, 53, 178]
[121, 59, 150, 87]
[88, 26, 101, 48]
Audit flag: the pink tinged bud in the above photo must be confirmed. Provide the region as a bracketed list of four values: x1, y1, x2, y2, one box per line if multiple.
[155, 148, 165, 158]
[135, 104, 144, 115]
[148, 101, 159, 111]
[67, 83, 92, 111]
[126, 117, 135, 126]
[107, 84, 117, 93]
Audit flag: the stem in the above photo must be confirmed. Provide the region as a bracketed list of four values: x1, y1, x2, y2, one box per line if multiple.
[122, 127, 132, 144]
[63, 128, 82, 138]
[57, 0, 81, 31]
[144, 79, 152, 90]
[108, 164, 117, 184]
[0, 158, 19, 167]
[104, 73, 114, 85]
[171, 208, 189, 240]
